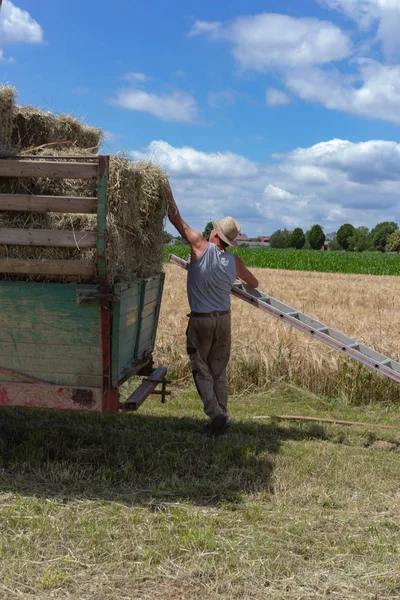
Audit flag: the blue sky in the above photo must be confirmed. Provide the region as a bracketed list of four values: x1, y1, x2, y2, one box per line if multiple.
[1, 0, 400, 236]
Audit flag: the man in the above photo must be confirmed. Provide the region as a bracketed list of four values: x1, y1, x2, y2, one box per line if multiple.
[166, 182, 259, 434]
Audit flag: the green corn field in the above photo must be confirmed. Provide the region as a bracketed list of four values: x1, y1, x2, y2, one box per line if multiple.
[166, 247, 400, 276]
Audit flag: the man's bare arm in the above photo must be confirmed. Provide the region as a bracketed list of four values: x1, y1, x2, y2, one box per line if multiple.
[235, 256, 259, 288]
[166, 182, 207, 254]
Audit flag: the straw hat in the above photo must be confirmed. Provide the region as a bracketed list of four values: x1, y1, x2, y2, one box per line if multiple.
[212, 216, 240, 248]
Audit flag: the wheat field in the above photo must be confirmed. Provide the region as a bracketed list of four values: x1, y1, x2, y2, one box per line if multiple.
[155, 265, 400, 403]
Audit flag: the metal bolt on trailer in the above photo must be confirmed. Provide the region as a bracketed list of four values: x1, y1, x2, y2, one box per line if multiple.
[169, 254, 400, 385]
[0, 154, 169, 412]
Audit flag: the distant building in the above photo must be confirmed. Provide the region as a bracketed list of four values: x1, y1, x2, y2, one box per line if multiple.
[242, 241, 270, 248]
[235, 234, 250, 245]
[259, 236, 270, 244]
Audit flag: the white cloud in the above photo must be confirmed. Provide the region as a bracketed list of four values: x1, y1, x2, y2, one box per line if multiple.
[266, 88, 290, 107]
[114, 89, 199, 124]
[230, 14, 351, 69]
[0, 0, 43, 50]
[264, 185, 297, 201]
[132, 139, 400, 235]
[131, 140, 259, 178]
[189, 20, 221, 37]
[319, 0, 400, 57]
[279, 138, 400, 183]
[190, 10, 400, 125]
[191, 14, 351, 69]
[286, 59, 400, 125]
[114, 72, 199, 124]
[319, 0, 382, 28]
[261, 186, 312, 228]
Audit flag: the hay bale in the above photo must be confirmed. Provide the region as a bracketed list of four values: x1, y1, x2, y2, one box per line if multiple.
[0, 152, 169, 283]
[0, 88, 168, 282]
[0, 86, 16, 156]
[12, 106, 102, 153]
[0, 85, 102, 153]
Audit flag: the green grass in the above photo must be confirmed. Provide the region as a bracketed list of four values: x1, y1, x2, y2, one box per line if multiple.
[0, 383, 399, 599]
[166, 246, 400, 275]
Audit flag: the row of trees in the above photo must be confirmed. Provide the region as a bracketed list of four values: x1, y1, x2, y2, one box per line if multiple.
[270, 225, 325, 250]
[335, 222, 399, 253]
[270, 222, 400, 253]
[164, 221, 400, 253]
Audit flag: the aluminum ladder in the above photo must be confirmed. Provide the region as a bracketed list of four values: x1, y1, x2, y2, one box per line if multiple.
[169, 254, 400, 384]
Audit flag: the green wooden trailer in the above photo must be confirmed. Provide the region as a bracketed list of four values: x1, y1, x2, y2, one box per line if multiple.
[0, 154, 168, 412]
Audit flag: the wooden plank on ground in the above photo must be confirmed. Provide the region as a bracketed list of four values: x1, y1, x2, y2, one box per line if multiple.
[123, 366, 167, 411]
[252, 414, 398, 430]
[0, 258, 96, 276]
[0, 228, 97, 248]
[0, 194, 97, 214]
[0, 382, 103, 411]
[0, 160, 98, 180]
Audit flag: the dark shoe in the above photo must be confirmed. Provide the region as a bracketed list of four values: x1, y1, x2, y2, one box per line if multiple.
[209, 414, 230, 435]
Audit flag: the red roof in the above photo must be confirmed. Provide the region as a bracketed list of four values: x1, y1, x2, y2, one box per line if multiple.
[235, 234, 249, 241]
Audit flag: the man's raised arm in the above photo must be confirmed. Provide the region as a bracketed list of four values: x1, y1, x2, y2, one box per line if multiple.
[235, 256, 259, 289]
[165, 182, 207, 256]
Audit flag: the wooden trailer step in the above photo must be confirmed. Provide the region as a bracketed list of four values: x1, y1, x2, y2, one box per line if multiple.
[122, 366, 170, 411]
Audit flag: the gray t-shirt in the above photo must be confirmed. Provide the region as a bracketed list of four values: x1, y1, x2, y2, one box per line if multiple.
[187, 243, 237, 312]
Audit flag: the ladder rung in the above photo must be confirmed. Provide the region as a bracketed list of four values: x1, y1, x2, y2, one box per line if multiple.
[287, 312, 299, 318]
[380, 360, 392, 367]
[317, 327, 329, 333]
[348, 343, 360, 349]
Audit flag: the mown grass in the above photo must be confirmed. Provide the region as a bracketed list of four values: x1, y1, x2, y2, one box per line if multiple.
[1, 384, 399, 599]
[166, 246, 400, 276]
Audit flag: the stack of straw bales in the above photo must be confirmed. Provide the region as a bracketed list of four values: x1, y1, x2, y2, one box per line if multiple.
[0, 86, 169, 283]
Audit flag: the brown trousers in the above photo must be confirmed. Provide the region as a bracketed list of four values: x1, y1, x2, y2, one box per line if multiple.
[186, 314, 231, 422]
